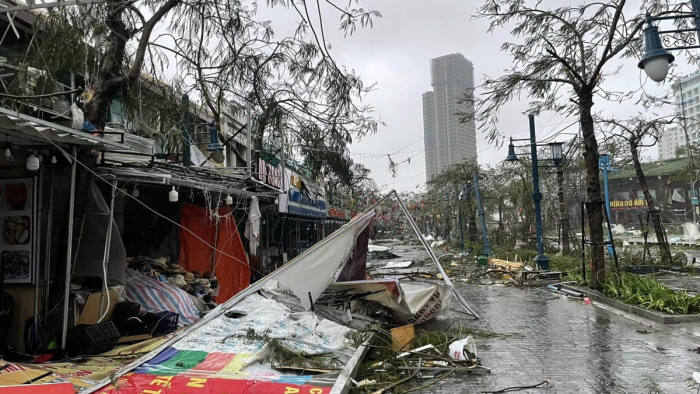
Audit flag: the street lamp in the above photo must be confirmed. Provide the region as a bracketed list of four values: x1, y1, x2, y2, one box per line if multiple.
[637, 1, 700, 82]
[505, 115, 564, 271]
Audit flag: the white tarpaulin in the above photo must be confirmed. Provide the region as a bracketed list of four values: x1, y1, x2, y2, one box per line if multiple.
[273, 211, 375, 310]
[611, 224, 625, 235]
[245, 196, 262, 256]
[684, 222, 700, 240]
[383, 261, 413, 269]
[368, 244, 390, 252]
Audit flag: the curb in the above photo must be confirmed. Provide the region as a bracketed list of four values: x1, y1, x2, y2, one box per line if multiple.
[558, 284, 700, 325]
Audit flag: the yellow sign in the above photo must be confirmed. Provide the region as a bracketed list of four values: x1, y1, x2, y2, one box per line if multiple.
[610, 199, 646, 208]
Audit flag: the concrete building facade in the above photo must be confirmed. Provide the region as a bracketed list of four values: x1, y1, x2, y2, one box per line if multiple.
[658, 72, 700, 160]
[422, 53, 477, 181]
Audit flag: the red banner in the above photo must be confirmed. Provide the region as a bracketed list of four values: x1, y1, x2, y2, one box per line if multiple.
[94, 373, 331, 394]
[0, 383, 74, 394]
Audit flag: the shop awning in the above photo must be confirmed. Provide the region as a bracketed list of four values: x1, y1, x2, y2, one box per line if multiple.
[0, 107, 129, 150]
[96, 164, 264, 197]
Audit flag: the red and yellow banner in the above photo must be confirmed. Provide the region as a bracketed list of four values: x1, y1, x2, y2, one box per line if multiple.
[94, 373, 331, 394]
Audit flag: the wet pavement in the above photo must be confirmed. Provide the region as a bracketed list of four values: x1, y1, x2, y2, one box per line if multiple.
[375, 241, 700, 393]
[425, 283, 700, 393]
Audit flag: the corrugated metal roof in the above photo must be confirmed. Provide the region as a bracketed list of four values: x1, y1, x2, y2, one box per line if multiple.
[0, 107, 129, 149]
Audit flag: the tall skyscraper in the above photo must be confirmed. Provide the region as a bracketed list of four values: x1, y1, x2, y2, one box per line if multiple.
[658, 72, 700, 160]
[423, 53, 477, 181]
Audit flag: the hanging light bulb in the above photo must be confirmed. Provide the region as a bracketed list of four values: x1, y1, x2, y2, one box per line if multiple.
[4, 148, 11, 158]
[26, 152, 40, 171]
[51, 155, 57, 164]
[225, 194, 233, 205]
[169, 186, 178, 202]
[132, 185, 140, 198]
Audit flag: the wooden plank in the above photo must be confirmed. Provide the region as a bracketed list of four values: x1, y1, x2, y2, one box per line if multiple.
[117, 334, 152, 344]
[390, 324, 415, 351]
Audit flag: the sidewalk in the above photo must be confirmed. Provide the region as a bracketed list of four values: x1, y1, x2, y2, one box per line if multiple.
[423, 282, 700, 393]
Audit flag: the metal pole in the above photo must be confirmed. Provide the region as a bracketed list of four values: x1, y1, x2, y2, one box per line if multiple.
[33, 170, 42, 335]
[98, 179, 117, 322]
[457, 199, 465, 253]
[182, 94, 191, 167]
[529, 115, 549, 270]
[600, 154, 614, 256]
[61, 146, 78, 350]
[43, 170, 54, 319]
[246, 101, 252, 179]
[581, 202, 586, 283]
[693, 179, 698, 225]
[473, 172, 491, 255]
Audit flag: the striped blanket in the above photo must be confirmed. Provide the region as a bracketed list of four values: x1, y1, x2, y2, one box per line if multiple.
[124, 269, 200, 326]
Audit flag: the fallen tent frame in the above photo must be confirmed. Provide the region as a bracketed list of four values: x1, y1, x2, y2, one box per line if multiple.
[81, 189, 478, 393]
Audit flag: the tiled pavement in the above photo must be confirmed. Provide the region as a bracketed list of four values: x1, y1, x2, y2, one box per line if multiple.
[421, 283, 700, 393]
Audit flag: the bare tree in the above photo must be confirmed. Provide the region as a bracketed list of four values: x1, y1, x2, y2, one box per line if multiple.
[149, 1, 381, 178]
[466, 0, 686, 287]
[599, 116, 678, 262]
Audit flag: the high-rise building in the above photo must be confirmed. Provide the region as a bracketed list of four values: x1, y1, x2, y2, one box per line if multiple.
[658, 72, 700, 160]
[422, 53, 477, 181]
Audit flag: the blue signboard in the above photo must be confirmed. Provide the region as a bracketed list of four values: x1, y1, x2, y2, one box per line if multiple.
[286, 190, 327, 218]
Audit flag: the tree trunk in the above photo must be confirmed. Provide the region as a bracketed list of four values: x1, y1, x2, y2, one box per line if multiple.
[579, 91, 605, 288]
[630, 138, 671, 262]
[557, 166, 570, 252]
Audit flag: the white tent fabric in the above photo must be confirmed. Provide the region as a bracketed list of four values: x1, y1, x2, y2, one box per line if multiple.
[673, 189, 685, 203]
[273, 211, 375, 310]
[245, 196, 262, 256]
[684, 222, 700, 240]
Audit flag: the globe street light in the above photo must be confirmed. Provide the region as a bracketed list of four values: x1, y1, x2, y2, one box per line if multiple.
[505, 115, 564, 271]
[637, 1, 700, 82]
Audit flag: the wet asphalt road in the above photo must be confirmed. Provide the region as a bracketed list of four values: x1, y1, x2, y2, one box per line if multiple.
[379, 242, 700, 393]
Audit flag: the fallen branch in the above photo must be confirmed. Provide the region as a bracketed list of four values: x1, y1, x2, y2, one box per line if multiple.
[482, 380, 551, 393]
[370, 373, 417, 394]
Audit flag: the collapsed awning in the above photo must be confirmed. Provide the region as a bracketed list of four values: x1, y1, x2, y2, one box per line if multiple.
[0, 107, 129, 150]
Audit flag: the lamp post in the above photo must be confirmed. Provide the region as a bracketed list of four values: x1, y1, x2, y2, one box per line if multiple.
[637, 1, 700, 82]
[506, 114, 564, 271]
[458, 185, 467, 253]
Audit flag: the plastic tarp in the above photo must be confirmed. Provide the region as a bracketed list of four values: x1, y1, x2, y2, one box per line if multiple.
[92, 294, 355, 394]
[273, 211, 375, 310]
[326, 280, 449, 325]
[73, 180, 126, 286]
[244, 196, 261, 256]
[179, 203, 250, 303]
[124, 269, 200, 326]
[684, 223, 700, 240]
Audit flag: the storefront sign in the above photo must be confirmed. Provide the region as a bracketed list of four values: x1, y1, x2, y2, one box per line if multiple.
[327, 207, 348, 220]
[610, 199, 647, 209]
[287, 190, 326, 218]
[257, 158, 284, 189]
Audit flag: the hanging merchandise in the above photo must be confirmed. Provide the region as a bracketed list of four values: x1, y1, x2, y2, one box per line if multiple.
[25, 153, 39, 171]
[245, 196, 262, 257]
[225, 194, 233, 205]
[131, 185, 139, 198]
[50, 155, 57, 164]
[169, 186, 178, 202]
[4, 148, 10, 158]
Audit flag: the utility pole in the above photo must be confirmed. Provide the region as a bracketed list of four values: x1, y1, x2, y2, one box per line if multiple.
[246, 101, 252, 179]
[181, 94, 191, 167]
[556, 164, 570, 252]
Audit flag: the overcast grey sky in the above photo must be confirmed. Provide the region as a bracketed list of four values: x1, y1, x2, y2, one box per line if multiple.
[262, 0, 692, 191]
[258, 0, 696, 192]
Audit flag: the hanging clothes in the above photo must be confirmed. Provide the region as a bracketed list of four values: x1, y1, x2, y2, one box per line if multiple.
[179, 204, 250, 303]
[244, 196, 261, 256]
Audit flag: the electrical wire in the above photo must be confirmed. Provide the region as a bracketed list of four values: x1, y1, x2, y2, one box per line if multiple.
[34, 128, 267, 278]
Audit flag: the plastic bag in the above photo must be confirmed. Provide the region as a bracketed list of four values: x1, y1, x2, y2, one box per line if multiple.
[448, 336, 477, 361]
